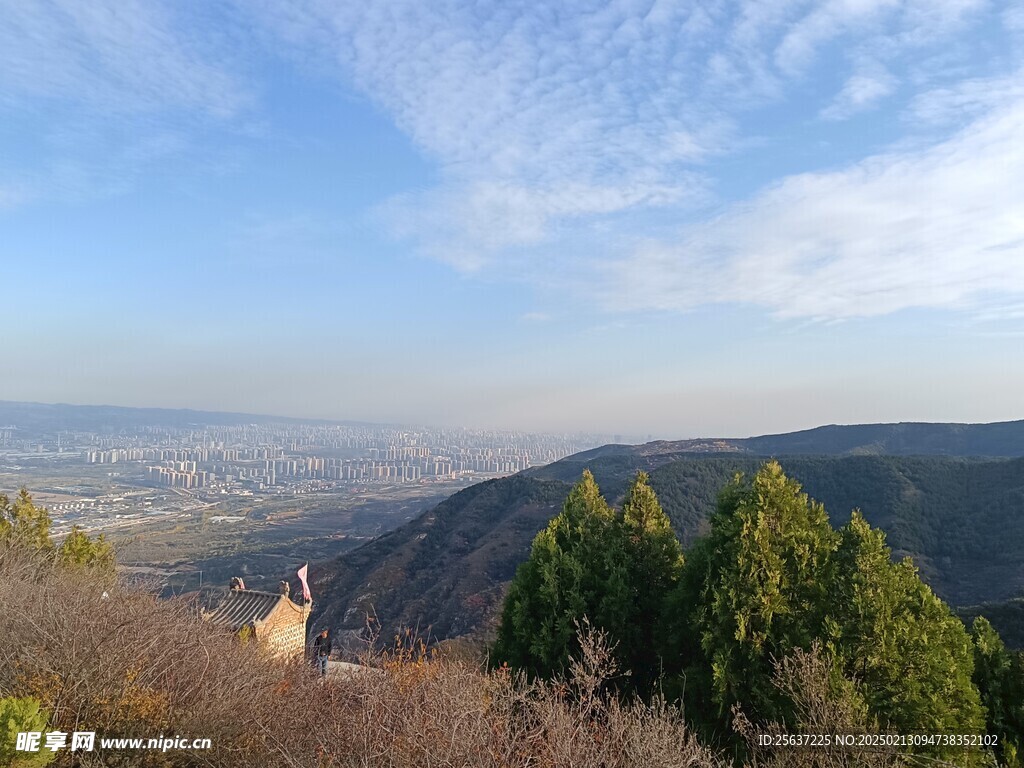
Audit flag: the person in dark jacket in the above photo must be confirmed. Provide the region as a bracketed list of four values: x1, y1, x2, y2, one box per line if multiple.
[312, 629, 331, 677]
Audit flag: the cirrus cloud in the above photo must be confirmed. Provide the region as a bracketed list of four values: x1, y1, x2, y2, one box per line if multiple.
[239, 0, 1021, 321]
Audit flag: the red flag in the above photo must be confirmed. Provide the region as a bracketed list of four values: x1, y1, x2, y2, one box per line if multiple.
[297, 563, 311, 602]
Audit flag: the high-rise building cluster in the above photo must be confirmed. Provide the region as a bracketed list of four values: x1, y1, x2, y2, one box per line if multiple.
[146, 464, 210, 489]
[8, 419, 607, 496]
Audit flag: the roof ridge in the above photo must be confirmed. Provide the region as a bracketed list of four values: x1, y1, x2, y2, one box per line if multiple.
[200, 586, 285, 598]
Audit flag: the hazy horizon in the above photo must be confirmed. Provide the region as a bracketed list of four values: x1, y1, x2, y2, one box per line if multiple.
[4, 397, 1023, 445]
[3, 2, 1023, 436]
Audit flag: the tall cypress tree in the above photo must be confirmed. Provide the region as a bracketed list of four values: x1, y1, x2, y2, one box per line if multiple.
[692, 461, 838, 721]
[492, 470, 684, 693]
[616, 471, 684, 695]
[831, 512, 985, 738]
[492, 470, 616, 678]
[673, 462, 990, 765]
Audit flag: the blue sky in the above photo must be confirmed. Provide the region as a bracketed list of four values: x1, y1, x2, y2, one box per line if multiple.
[2, 0, 1023, 437]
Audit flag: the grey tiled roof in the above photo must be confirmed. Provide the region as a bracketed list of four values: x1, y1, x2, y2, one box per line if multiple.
[200, 588, 287, 630]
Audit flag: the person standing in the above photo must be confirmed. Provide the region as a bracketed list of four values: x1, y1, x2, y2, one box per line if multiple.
[312, 629, 331, 678]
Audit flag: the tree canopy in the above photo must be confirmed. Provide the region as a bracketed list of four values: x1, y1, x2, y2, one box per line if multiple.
[0, 696, 54, 768]
[1, 489, 114, 573]
[675, 462, 986, 760]
[0, 489, 52, 551]
[496, 460, 1011, 765]
[492, 470, 617, 679]
[57, 525, 115, 571]
[688, 462, 838, 722]
[972, 616, 1024, 767]
[492, 470, 682, 693]
[829, 511, 984, 736]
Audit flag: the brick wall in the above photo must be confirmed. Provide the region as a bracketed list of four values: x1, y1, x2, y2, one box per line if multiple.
[258, 601, 309, 658]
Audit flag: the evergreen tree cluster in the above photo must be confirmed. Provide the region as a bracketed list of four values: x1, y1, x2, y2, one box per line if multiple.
[493, 461, 1024, 765]
[492, 470, 683, 695]
[1, 488, 115, 571]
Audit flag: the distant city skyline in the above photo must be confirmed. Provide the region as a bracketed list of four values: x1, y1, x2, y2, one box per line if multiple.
[2, 2, 1023, 437]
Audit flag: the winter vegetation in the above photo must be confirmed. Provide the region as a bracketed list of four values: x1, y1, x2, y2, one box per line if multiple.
[2, 467, 1024, 766]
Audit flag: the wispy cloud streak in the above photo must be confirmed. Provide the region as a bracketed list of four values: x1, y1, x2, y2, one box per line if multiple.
[0, 1, 250, 206]
[606, 98, 1024, 319]
[0, 1, 247, 117]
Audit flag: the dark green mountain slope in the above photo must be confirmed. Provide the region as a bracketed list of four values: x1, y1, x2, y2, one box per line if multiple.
[739, 420, 1024, 457]
[542, 419, 1024, 459]
[314, 453, 1024, 646]
[651, 456, 1024, 603]
[312, 475, 570, 641]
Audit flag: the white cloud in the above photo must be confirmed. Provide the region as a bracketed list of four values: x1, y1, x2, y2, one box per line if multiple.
[774, 0, 899, 76]
[821, 69, 898, 120]
[241, 0, 999, 292]
[245, 0, 749, 266]
[775, 0, 987, 76]
[383, 176, 705, 271]
[192, 1, 1022, 322]
[909, 69, 1024, 126]
[605, 98, 1024, 319]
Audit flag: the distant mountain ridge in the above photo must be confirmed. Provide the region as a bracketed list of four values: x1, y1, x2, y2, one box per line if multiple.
[734, 420, 1024, 457]
[0, 400, 386, 433]
[565, 419, 1024, 459]
[312, 419, 1024, 649]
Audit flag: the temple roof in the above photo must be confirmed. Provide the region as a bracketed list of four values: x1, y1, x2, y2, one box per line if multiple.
[200, 587, 299, 630]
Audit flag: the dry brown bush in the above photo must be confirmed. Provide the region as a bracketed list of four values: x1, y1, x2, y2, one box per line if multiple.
[731, 644, 991, 768]
[1, 542, 296, 767]
[1, 543, 722, 768]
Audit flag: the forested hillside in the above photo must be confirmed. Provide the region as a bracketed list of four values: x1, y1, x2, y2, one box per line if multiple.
[737, 420, 1024, 456]
[314, 453, 1024, 646]
[535, 419, 1024, 461]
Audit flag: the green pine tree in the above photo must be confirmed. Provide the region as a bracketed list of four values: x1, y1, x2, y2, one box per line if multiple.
[0, 488, 53, 550]
[1, 489, 115, 573]
[971, 616, 1024, 767]
[0, 697, 55, 768]
[57, 525, 115, 572]
[615, 471, 684, 695]
[492, 470, 616, 679]
[493, 470, 685, 693]
[831, 512, 985, 740]
[690, 461, 839, 722]
[674, 461, 989, 766]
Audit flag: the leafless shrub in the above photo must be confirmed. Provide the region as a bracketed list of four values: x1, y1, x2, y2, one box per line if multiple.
[0, 544, 725, 768]
[733, 644, 911, 768]
[298, 616, 723, 768]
